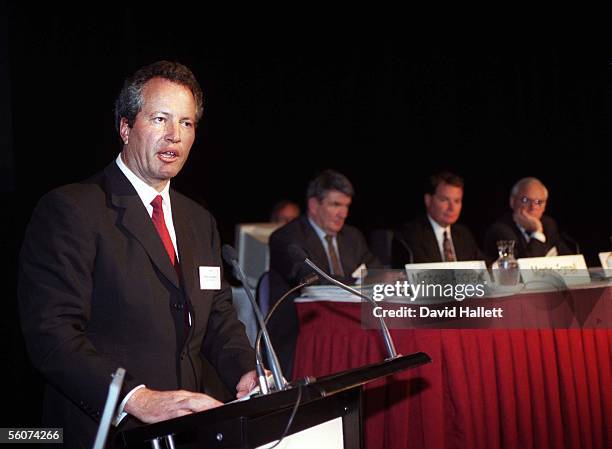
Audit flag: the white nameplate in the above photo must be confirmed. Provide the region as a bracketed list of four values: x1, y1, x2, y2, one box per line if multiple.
[517, 254, 589, 288]
[599, 251, 612, 277]
[405, 260, 488, 271]
[403, 260, 491, 302]
[404, 260, 490, 284]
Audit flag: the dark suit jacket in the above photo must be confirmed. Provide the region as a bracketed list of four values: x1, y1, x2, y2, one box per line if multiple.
[391, 216, 484, 267]
[18, 162, 254, 449]
[267, 215, 381, 377]
[483, 212, 570, 263]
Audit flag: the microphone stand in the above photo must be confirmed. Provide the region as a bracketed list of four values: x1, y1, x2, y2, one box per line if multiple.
[303, 258, 398, 360]
[254, 275, 318, 385]
[223, 245, 287, 392]
[561, 232, 581, 255]
[394, 234, 414, 265]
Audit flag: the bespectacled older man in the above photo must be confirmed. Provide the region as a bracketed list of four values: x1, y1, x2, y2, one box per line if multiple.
[484, 177, 574, 263]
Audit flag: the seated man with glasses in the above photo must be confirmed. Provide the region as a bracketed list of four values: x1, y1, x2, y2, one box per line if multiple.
[484, 177, 573, 263]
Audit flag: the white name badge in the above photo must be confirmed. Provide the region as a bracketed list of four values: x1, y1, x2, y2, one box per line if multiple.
[199, 266, 221, 290]
[517, 254, 589, 287]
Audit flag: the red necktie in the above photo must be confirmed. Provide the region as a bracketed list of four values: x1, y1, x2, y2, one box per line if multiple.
[151, 195, 189, 334]
[151, 195, 177, 267]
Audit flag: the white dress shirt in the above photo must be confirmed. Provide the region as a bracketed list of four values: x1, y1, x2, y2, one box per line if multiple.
[112, 154, 182, 425]
[308, 216, 341, 272]
[115, 154, 179, 259]
[427, 215, 456, 261]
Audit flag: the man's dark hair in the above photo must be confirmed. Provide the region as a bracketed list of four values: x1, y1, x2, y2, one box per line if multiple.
[307, 169, 355, 201]
[114, 60, 204, 133]
[425, 172, 464, 195]
[270, 200, 299, 222]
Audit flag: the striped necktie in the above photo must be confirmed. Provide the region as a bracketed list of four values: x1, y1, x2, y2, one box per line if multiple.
[325, 234, 344, 276]
[443, 230, 456, 262]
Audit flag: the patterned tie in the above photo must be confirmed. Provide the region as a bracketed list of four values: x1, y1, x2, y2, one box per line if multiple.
[150, 195, 177, 267]
[324, 234, 344, 276]
[443, 230, 456, 262]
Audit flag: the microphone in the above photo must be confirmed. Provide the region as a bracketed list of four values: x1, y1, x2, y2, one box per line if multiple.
[560, 232, 581, 255]
[289, 244, 398, 360]
[393, 234, 414, 265]
[222, 245, 287, 393]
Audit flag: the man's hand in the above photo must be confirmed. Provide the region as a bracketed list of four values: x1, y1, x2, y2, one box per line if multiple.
[513, 210, 543, 234]
[124, 387, 223, 424]
[236, 370, 258, 399]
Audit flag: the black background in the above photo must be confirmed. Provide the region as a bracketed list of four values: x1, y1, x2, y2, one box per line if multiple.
[2, 6, 611, 428]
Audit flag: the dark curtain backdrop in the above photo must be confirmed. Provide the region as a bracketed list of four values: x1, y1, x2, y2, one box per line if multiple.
[2, 7, 611, 428]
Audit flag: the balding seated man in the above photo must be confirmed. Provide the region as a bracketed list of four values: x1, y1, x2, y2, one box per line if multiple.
[484, 177, 574, 263]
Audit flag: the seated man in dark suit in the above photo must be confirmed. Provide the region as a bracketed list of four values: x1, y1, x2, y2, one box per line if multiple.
[484, 177, 572, 263]
[268, 169, 381, 377]
[392, 172, 483, 267]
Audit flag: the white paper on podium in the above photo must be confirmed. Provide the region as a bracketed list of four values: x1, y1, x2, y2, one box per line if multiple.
[298, 285, 365, 302]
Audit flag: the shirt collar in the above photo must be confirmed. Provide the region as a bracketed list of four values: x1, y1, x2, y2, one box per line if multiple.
[513, 221, 531, 241]
[115, 153, 171, 209]
[427, 214, 450, 239]
[307, 216, 330, 240]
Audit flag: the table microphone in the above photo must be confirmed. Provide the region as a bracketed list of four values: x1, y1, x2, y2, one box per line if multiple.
[394, 234, 414, 264]
[560, 232, 581, 255]
[222, 244, 287, 393]
[288, 244, 398, 360]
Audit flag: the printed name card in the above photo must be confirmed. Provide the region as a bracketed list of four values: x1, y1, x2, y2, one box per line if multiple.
[404, 260, 488, 271]
[403, 260, 491, 301]
[599, 251, 612, 277]
[517, 254, 589, 287]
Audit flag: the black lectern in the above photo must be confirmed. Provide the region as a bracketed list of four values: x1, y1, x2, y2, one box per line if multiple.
[119, 352, 431, 449]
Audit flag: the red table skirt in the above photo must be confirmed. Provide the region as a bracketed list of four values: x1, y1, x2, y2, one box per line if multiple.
[293, 291, 611, 449]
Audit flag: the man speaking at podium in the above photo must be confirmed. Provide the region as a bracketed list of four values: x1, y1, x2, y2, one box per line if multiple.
[268, 170, 381, 378]
[18, 61, 256, 448]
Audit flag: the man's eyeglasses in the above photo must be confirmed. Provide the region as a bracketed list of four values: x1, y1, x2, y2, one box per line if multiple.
[519, 196, 546, 207]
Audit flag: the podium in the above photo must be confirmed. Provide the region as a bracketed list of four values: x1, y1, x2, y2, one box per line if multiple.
[118, 352, 431, 449]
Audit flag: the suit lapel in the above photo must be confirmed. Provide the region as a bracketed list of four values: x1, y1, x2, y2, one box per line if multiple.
[301, 217, 330, 273]
[105, 163, 180, 290]
[171, 193, 198, 305]
[423, 217, 443, 262]
[510, 217, 529, 255]
[336, 229, 352, 275]
[451, 226, 462, 260]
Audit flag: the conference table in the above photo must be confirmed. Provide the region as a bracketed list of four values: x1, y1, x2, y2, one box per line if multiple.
[292, 279, 611, 449]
